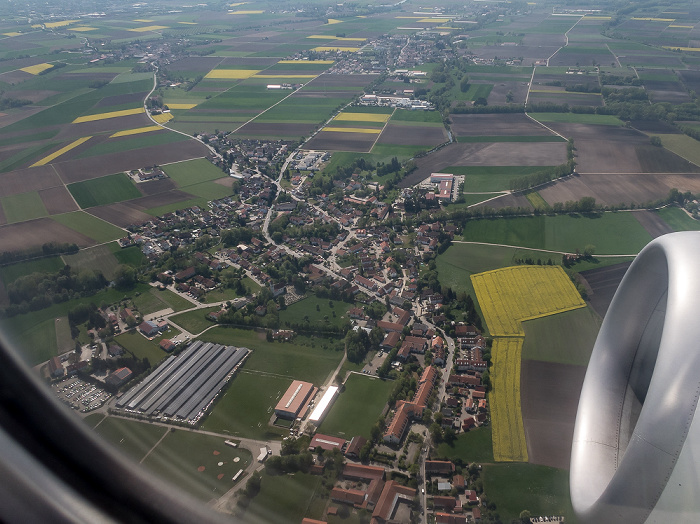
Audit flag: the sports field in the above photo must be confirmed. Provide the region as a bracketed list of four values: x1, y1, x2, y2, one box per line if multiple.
[319, 374, 393, 439]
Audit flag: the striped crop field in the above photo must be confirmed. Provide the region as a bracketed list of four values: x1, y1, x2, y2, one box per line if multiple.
[334, 112, 390, 123]
[490, 338, 528, 462]
[253, 74, 316, 79]
[110, 126, 161, 138]
[128, 25, 168, 32]
[72, 108, 144, 123]
[205, 69, 260, 79]
[31, 136, 91, 167]
[322, 127, 380, 134]
[471, 265, 585, 337]
[20, 63, 53, 75]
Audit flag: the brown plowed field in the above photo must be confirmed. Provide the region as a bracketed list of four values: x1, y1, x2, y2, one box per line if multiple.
[87, 203, 153, 228]
[232, 122, 316, 138]
[64, 113, 153, 138]
[303, 130, 376, 152]
[547, 123, 700, 173]
[3, 89, 58, 103]
[0, 106, 45, 130]
[0, 202, 6, 225]
[528, 92, 603, 107]
[0, 166, 61, 196]
[487, 82, 530, 105]
[579, 261, 632, 318]
[221, 56, 279, 67]
[450, 113, 554, 137]
[53, 72, 119, 84]
[539, 173, 700, 207]
[39, 186, 78, 215]
[130, 190, 194, 211]
[521, 360, 587, 469]
[376, 123, 447, 147]
[0, 70, 34, 84]
[632, 209, 674, 238]
[472, 44, 558, 63]
[0, 218, 93, 252]
[475, 192, 533, 210]
[137, 178, 177, 195]
[53, 141, 208, 183]
[400, 142, 567, 187]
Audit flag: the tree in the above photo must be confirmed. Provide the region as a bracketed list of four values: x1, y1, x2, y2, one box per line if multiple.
[114, 265, 137, 289]
[650, 135, 662, 147]
[519, 509, 531, 522]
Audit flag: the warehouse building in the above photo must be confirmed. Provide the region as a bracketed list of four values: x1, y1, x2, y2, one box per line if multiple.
[275, 380, 316, 420]
[115, 340, 249, 424]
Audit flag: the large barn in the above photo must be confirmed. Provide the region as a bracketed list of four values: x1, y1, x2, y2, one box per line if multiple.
[275, 380, 316, 420]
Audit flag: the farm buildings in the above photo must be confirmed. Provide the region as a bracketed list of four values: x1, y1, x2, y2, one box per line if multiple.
[115, 340, 249, 424]
[275, 380, 317, 420]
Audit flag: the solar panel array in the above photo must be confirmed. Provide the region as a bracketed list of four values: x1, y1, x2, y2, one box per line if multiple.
[116, 341, 248, 423]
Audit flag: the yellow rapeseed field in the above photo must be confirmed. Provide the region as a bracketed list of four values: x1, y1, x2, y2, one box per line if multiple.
[490, 338, 528, 462]
[631, 17, 674, 21]
[253, 74, 317, 79]
[44, 20, 78, 28]
[69, 27, 98, 32]
[166, 103, 198, 110]
[334, 112, 390, 123]
[664, 46, 700, 51]
[204, 69, 260, 79]
[277, 60, 334, 64]
[228, 10, 264, 14]
[31, 136, 91, 167]
[20, 63, 53, 75]
[152, 113, 173, 124]
[471, 265, 585, 337]
[472, 265, 586, 461]
[72, 108, 144, 124]
[312, 46, 360, 52]
[133, 19, 154, 22]
[127, 25, 168, 32]
[322, 127, 380, 134]
[326, 19, 342, 24]
[110, 126, 161, 138]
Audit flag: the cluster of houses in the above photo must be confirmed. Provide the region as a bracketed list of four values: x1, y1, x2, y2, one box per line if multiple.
[426, 460, 482, 523]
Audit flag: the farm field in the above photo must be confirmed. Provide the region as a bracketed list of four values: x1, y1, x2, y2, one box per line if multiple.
[445, 166, 555, 192]
[657, 134, 700, 166]
[142, 429, 253, 502]
[68, 173, 142, 209]
[279, 295, 353, 330]
[319, 374, 393, 440]
[489, 338, 528, 462]
[522, 306, 600, 367]
[528, 113, 623, 126]
[168, 306, 219, 334]
[484, 463, 575, 522]
[0, 256, 64, 286]
[656, 206, 700, 232]
[163, 158, 227, 186]
[52, 211, 125, 243]
[471, 265, 585, 337]
[1, 191, 48, 223]
[61, 244, 121, 279]
[203, 276, 261, 303]
[131, 286, 195, 314]
[461, 213, 653, 255]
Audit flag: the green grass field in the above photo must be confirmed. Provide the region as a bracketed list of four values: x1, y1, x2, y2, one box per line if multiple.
[114, 329, 172, 365]
[52, 211, 125, 243]
[111, 244, 146, 266]
[201, 371, 290, 440]
[203, 276, 260, 303]
[61, 245, 121, 279]
[527, 112, 623, 126]
[180, 180, 233, 200]
[132, 287, 195, 315]
[91, 416, 167, 463]
[143, 429, 253, 502]
[461, 213, 652, 255]
[1, 191, 48, 223]
[77, 132, 188, 159]
[391, 109, 442, 123]
[657, 134, 700, 167]
[522, 306, 601, 366]
[279, 295, 353, 330]
[200, 327, 344, 385]
[0, 256, 64, 285]
[484, 463, 575, 522]
[435, 426, 494, 464]
[163, 158, 227, 186]
[241, 472, 322, 524]
[656, 206, 700, 231]
[444, 166, 555, 192]
[68, 173, 142, 209]
[169, 306, 219, 334]
[319, 374, 394, 439]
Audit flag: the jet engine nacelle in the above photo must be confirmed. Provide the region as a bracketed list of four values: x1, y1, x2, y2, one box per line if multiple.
[571, 232, 700, 523]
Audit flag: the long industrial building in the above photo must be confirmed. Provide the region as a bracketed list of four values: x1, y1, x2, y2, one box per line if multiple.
[116, 340, 249, 424]
[275, 380, 316, 420]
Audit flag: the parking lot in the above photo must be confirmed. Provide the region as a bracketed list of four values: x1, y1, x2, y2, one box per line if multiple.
[51, 378, 111, 413]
